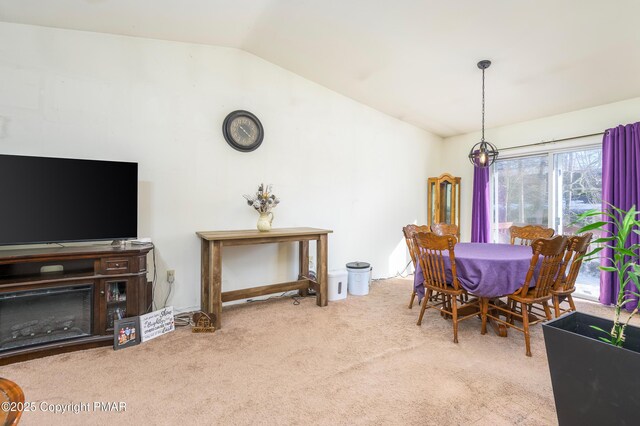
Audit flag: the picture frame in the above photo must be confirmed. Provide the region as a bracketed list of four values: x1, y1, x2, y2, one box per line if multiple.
[113, 317, 141, 350]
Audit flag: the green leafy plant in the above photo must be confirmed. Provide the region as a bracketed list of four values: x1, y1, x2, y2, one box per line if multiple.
[577, 204, 640, 347]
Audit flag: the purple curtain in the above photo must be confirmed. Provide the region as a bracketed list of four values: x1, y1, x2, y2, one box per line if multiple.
[601, 122, 640, 310]
[471, 165, 490, 243]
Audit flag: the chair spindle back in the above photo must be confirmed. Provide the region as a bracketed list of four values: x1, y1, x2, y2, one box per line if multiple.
[509, 225, 555, 246]
[557, 233, 593, 292]
[402, 225, 430, 268]
[413, 232, 460, 291]
[521, 235, 568, 298]
[431, 223, 459, 237]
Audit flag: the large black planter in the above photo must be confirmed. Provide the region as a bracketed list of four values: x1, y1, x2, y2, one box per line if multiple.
[542, 311, 640, 425]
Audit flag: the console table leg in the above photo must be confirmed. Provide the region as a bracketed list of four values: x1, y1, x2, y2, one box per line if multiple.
[298, 241, 309, 297]
[211, 241, 222, 329]
[201, 240, 211, 315]
[317, 234, 328, 307]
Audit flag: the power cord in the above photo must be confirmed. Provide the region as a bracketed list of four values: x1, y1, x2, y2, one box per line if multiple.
[291, 292, 317, 305]
[162, 276, 173, 309]
[174, 311, 193, 327]
[246, 290, 314, 305]
[146, 243, 174, 311]
[138, 243, 186, 328]
[371, 260, 413, 282]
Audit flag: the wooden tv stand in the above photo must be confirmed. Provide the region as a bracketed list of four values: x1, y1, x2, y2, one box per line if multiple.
[0, 244, 153, 365]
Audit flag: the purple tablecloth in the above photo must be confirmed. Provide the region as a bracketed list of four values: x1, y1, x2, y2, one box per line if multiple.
[413, 243, 535, 299]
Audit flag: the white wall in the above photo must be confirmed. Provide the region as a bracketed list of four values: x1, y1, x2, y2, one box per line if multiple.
[0, 23, 442, 311]
[440, 97, 640, 241]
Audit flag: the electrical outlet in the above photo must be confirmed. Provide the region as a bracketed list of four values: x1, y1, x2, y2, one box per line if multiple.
[167, 270, 175, 284]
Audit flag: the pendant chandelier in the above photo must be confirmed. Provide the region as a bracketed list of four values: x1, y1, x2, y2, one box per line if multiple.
[468, 60, 499, 168]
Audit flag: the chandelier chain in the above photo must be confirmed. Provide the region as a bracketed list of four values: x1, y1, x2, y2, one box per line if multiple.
[481, 67, 485, 142]
[468, 59, 498, 168]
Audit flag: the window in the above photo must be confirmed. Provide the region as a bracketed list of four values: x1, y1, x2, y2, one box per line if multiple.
[492, 155, 549, 244]
[491, 145, 602, 299]
[554, 149, 602, 298]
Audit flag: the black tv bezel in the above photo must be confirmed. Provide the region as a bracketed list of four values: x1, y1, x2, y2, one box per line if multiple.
[0, 154, 139, 246]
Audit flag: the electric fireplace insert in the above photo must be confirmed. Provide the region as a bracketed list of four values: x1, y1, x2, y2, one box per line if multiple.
[0, 284, 93, 352]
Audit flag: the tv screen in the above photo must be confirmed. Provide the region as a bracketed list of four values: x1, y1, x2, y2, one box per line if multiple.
[0, 154, 138, 245]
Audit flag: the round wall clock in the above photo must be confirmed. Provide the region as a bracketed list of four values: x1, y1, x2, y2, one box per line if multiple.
[222, 110, 264, 152]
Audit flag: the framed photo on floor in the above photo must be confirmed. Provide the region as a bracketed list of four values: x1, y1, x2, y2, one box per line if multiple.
[114, 317, 141, 350]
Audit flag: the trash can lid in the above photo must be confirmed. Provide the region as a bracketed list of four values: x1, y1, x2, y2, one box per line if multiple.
[346, 261, 370, 269]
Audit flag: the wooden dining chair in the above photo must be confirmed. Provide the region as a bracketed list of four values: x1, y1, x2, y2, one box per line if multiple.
[551, 233, 593, 317]
[431, 223, 459, 237]
[414, 232, 480, 343]
[429, 223, 466, 302]
[0, 377, 24, 425]
[402, 225, 431, 309]
[481, 235, 568, 356]
[509, 225, 555, 246]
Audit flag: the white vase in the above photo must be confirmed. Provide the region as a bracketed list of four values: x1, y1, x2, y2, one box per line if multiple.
[257, 212, 274, 232]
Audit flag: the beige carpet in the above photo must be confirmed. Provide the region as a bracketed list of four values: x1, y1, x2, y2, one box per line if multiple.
[1, 278, 628, 425]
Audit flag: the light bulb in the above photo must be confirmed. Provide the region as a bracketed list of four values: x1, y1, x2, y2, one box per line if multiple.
[478, 151, 487, 165]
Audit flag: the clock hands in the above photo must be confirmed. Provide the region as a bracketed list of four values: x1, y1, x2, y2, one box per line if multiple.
[224, 111, 263, 152]
[238, 125, 251, 138]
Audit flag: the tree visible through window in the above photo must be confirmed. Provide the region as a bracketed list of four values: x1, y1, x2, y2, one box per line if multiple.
[491, 146, 602, 298]
[492, 155, 549, 244]
[556, 149, 602, 234]
[555, 149, 602, 293]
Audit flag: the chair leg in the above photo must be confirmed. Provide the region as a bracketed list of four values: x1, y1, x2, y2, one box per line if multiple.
[480, 298, 488, 335]
[452, 295, 459, 343]
[522, 302, 532, 357]
[417, 295, 428, 326]
[441, 295, 451, 319]
[568, 294, 576, 312]
[542, 301, 552, 321]
[553, 295, 561, 318]
[506, 299, 514, 325]
[408, 291, 416, 309]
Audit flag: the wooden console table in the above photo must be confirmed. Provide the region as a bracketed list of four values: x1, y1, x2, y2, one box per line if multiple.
[196, 227, 332, 329]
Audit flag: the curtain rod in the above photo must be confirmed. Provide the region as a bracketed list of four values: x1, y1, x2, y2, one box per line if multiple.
[498, 131, 606, 152]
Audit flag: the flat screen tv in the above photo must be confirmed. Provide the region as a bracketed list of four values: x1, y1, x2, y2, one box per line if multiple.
[0, 154, 138, 245]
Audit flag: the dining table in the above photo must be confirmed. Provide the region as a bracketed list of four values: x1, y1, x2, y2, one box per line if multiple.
[413, 242, 537, 336]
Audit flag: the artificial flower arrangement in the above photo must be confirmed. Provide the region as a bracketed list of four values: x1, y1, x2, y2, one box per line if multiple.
[243, 183, 280, 213]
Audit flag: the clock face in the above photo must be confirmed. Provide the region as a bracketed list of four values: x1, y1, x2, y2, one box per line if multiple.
[223, 110, 264, 152]
[229, 116, 259, 147]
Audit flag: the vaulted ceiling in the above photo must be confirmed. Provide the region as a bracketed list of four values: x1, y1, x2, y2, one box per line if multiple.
[1, 0, 639, 137]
